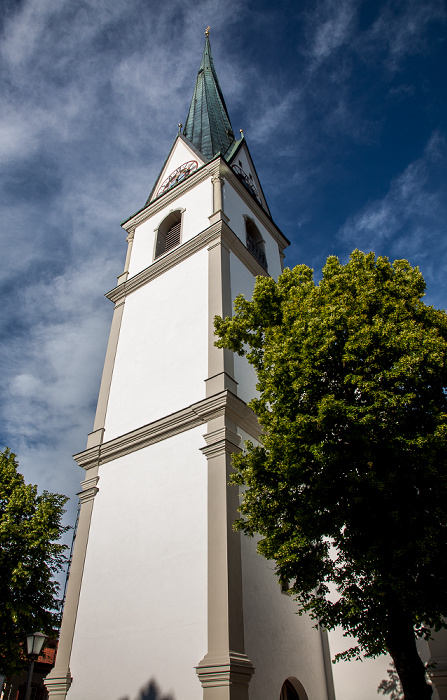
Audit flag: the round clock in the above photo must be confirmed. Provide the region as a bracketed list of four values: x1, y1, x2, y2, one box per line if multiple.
[157, 161, 198, 196]
[232, 164, 261, 203]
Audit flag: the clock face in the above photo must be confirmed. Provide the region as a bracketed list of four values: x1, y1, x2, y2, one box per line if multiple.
[157, 160, 198, 196]
[232, 164, 261, 203]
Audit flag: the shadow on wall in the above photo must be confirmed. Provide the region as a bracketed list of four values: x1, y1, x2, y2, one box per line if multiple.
[118, 678, 175, 700]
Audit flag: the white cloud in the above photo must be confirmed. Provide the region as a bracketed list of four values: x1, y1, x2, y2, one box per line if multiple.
[0, 257, 116, 513]
[0, 113, 39, 159]
[0, 0, 445, 547]
[338, 130, 447, 304]
[307, 0, 357, 68]
[247, 86, 302, 144]
[358, 0, 446, 71]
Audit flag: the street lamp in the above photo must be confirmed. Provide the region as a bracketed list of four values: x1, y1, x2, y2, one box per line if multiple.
[24, 632, 47, 700]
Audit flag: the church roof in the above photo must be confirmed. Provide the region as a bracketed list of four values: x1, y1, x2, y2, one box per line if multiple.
[183, 33, 236, 162]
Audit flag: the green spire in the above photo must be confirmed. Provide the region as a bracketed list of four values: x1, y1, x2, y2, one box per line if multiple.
[183, 31, 236, 161]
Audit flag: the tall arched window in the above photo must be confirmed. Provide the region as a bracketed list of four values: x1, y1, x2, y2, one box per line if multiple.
[245, 216, 267, 271]
[154, 210, 183, 259]
[280, 680, 301, 700]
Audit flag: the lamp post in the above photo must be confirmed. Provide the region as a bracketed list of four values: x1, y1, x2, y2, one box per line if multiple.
[24, 632, 47, 700]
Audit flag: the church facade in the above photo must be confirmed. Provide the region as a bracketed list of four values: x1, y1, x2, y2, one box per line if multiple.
[45, 31, 337, 700]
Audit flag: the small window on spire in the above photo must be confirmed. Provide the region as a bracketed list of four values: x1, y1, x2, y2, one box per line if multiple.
[155, 210, 182, 259]
[245, 217, 267, 271]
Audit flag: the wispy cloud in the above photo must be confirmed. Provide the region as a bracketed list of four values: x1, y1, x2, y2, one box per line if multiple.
[305, 0, 358, 70]
[362, 0, 447, 72]
[0, 0, 255, 530]
[0, 0, 446, 537]
[339, 130, 447, 303]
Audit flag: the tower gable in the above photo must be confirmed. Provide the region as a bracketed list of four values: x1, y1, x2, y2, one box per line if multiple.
[147, 134, 206, 205]
[227, 139, 270, 216]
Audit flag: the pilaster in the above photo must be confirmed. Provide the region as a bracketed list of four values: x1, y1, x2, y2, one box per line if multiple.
[196, 411, 255, 700]
[44, 473, 99, 699]
[427, 628, 447, 699]
[117, 225, 135, 285]
[206, 232, 237, 398]
[209, 174, 230, 225]
[320, 628, 336, 700]
[87, 298, 125, 449]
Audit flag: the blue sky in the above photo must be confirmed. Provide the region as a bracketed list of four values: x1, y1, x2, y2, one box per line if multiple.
[1, 0, 446, 538]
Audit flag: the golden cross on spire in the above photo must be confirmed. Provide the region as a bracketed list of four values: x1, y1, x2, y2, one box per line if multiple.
[205, 26, 210, 37]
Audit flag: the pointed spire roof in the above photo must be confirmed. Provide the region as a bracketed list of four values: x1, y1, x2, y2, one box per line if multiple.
[183, 31, 236, 162]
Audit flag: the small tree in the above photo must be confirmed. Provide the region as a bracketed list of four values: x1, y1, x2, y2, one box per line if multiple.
[0, 448, 68, 676]
[215, 251, 447, 700]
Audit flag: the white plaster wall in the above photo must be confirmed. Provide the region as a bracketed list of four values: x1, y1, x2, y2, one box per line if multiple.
[223, 180, 283, 281]
[240, 532, 330, 700]
[104, 249, 208, 440]
[128, 178, 213, 278]
[229, 252, 259, 405]
[68, 427, 207, 700]
[152, 137, 204, 200]
[328, 627, 392, 700]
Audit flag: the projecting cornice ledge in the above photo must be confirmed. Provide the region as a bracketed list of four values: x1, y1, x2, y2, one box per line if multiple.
[73, 391, 262, 471]
[196, 651, 255, 689]
[106, 219, 268, 305]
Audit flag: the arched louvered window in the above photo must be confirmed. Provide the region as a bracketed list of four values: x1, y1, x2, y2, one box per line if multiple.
[280, 680, 301, 700]
[245, 216, 267, 271]
[154, 210, 182, 259]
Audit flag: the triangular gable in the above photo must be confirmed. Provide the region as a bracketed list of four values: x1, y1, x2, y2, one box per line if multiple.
[226, 139, 271, 216]
[146, 134, 206, 205]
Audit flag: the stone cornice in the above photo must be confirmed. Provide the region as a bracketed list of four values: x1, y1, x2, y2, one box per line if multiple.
[201, 439, 241, 458]
[196, 651, 255, 688]
[77, 476, 99, 504]
[73, 391, 262, 471]
[106, 220, 268, 305]
[121, 154, 288, 251]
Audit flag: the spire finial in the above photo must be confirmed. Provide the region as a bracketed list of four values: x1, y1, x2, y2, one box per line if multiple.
[205, 26, 210, 37]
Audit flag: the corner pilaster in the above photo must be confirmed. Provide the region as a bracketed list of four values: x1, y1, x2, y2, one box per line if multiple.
[87, 298, 125, 449]
[44, 472, 99, 699]
[117, 225, 135, 285]
[206, 229, 237, 397]
[427, 628, 447, 699]
[196, 410, 255, 700]
[209, 175, 230, 226]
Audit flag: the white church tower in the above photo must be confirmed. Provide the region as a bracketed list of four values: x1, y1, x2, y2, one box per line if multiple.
[45, 30, 335, 700]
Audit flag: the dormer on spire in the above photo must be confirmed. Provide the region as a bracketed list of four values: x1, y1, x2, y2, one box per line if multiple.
[183, 29, 236, 162]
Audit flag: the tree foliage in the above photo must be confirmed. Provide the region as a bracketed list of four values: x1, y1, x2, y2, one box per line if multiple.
[0, 448, 68, 676]
[215, 251, 447, 699]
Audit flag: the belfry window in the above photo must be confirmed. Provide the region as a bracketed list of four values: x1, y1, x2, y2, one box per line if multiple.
[154, 210, 182, 259]
[280, 681, 301, 700]
[245, 217, 267, 271]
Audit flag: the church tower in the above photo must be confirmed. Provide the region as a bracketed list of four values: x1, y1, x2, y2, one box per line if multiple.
[45, 31, 335, 700]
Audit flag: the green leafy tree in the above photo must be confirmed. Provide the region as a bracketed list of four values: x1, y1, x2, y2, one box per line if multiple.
[215, 250, 447, 700]
[0, 448, 68, 676]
